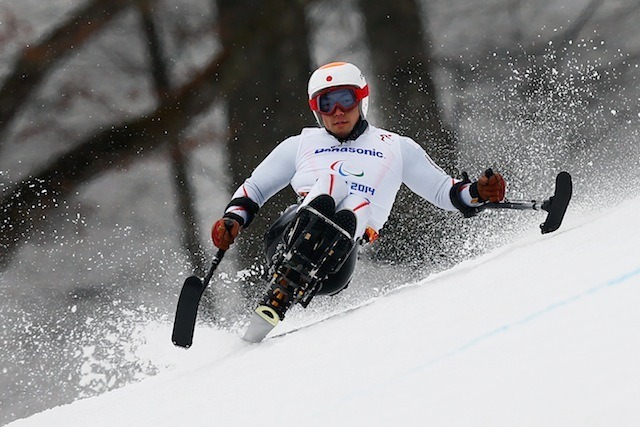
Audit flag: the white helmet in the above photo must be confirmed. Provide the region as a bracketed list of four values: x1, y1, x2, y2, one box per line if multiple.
[307, 62, 369, 126]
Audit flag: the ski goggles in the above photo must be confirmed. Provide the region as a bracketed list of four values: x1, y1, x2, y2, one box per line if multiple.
[309, 86, 369, 115]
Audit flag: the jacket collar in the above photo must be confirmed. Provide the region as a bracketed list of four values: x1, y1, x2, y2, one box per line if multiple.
[326, 118, 369, 143]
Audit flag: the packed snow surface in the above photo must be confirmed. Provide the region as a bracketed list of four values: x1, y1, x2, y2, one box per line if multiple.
[8, 196, 640, 426]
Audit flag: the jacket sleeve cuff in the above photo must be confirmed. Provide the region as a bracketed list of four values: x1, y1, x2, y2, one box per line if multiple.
[224, 196, 260, 227]
[449, 173, 481, 218]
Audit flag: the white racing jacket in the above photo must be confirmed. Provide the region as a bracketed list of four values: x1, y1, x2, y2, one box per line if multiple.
[228, 125, 470, 232]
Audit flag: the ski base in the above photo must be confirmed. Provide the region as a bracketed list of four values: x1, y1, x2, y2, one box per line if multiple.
[540, 171, 572, 234]
[171, 250, 225, 349]
[171, 276, 206, 348]
[242, 305, 280, 343]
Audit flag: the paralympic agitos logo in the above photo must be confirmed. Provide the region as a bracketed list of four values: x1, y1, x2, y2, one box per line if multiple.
[330, 160, 364, 177]
[330, 160, 376, 195]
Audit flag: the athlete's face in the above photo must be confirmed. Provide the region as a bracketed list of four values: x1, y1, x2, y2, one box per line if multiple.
[321, 104, 360, 139]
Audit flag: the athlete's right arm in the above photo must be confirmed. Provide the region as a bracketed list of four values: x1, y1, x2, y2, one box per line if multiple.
[222, 135, 300, 227]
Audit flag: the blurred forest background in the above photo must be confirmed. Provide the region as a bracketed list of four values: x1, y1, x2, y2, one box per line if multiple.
[1, 0, 639, 424]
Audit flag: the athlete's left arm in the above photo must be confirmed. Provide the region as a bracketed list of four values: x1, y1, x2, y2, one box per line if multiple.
[400, 137, 480, 214]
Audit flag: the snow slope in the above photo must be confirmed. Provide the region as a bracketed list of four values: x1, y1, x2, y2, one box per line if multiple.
[8, 196, 640, 427]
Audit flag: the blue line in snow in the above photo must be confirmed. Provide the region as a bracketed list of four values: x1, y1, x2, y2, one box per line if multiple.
[316, 265, 640, 414]
[414, 265, 640, 369]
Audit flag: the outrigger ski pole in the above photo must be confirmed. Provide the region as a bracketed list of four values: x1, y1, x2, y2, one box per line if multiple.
[479, 171, 573, 234]
[172, 249, 226, 348]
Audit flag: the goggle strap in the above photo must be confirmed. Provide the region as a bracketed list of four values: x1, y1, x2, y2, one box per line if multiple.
[353, 85, 369, 99]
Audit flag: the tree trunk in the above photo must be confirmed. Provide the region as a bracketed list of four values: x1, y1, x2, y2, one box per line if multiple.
[359, 0, 457, 172]
[358, 0, 461, 271]
[216, 0, 313, 300]
[138, 0, 206, 276]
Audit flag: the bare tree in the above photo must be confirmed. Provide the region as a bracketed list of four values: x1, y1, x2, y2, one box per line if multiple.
[0, 50, 228, 271]
[137, 0, 206, 276]
[0, 0, 141, 144]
